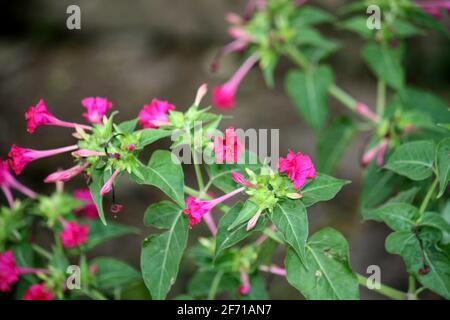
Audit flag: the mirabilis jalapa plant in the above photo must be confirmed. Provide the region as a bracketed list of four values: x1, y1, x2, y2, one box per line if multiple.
[1, 0, 449, 301]
[211, 0, 450, 299]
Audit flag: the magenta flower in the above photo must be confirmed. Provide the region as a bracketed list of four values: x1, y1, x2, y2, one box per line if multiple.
[184, 187, 245, 227]
[231, 171, 256, 188]
[59, 219, 89, 248]
[212, 53, 259, 109]
[355, 102, 379, 122]
[8, 144, 79, 175]
[213, 128, 245, 164]
[0, 251, 20, 292]
[81, 97, 113, 124]
[138, 99, 176, 129]
[44, 163, 89, 184]
[25, 99, 92, 134]
[23, 284, 54, 300]
[0, 251, 47, 292]
[73, 189, 98, 220]
[100, 169, 121, 196]
[0, 160, 36, 207]
[415, 1, 450, 18]
[237, 269, 250, 295]
[278, 150, 316, 190]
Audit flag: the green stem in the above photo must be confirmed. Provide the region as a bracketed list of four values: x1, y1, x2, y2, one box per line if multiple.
[376, 79, 386, 116]
[328, 84, 357, 111]
[262, 227, 284, 245]
[31, 244, 52, 260]
[208, 271, 224, 300]
[356, 273, 407, 300]
[407, 275, 418, 300]
[284, 45, 309, 70]
[419, 178, 438, 214]
[192, 150, 205, 191]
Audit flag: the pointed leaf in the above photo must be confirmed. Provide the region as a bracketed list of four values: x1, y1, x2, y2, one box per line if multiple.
[141, 208, 189, 300]
[436, 138, 450, 197]
[301, 173, 350, 207]
[271, 200, 308, 263]
[385, 140, 436, 181]
[286, 228, 359, 300]
[92, 257, 141, 290]
[285, 65, 333, 133]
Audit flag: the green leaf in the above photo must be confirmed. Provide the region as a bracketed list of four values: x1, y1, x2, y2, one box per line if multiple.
[285, 228, 359, 300]
[405, 6, 450, 37]
[362, 43, 404, 89]
[92, 257, 141, 290]
[316, 117, 356, 174]
[400, 87, 450, 124]
[187, 271, 238, 298]
[392, 19, 423, 38]
[227, 200, 259, 231]
[436, 138, 450, 197]
[89, 168, 107, 225]
[141, 207, 189, 300]
[419, 212, 450, 236]
[240, 273, 269, 300]
[362, 187, 419, 220]
[339, 16, 374, 38]
[136, 129, 172, 149]
[215, 202, 266, 257]
[271, 200, 308, 263]
[144, 201, 182, 229]
[116, 119, 138, 134]
[285, 65, 334, 133]
[366, 203, 419, 231]
[301, 173, 350, 207]
[386, 230, 450, 299]
[384, 140, 436, 181]
[84, 220, 138, 251]
[292, 5, 334, 27]
[131, 150, 184, 207]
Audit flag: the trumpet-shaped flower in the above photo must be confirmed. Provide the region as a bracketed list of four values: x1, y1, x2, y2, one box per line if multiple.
[8, 144, 79, 175]
[25, 99, 91, 134]
[23, 284, 54, 300]
[184, 187, 245, 227]
[73, 189, 98, 220]
[212, 54, 259, 109]
[81, 97, 113, 124]
[59, 220, 89, 248]
[213, 128, 244, 164]
[0, 160, 36, 207]
[278, 150, 316, 190]
[138, 99, 175, 129]
[44, 163, 89, 183]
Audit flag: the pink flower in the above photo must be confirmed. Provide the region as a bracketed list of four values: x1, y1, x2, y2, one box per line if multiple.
[213, 128, 245, 164]
[237, 269, 250, 295]
[44, 163, 89, 183]
[278, 150, 316, 189]
[138, 99, 175, 129]
[23, 284, 54, 300]
[355, 102, 379, 122]
[81, 97, 113, 124]
[0, 160, 37, 207]
[0, 251, 20, 292]
[73, 189, 98, 220]
[25, 99, 92, 134]
[184, 187, 245, 227]
[415, 1, 450, 18]
[361, 138, 389, 167]
[100, 169, 121, 196]
[212, 53, 259, 109]
[72, 149, 106, 157]
[59, 220, 89, 248]
[231, 171, 256, 188]
[0, 251, 48, 292]
[8, 144, 79, 175]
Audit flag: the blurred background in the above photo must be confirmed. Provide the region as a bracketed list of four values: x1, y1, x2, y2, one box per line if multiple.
[0, 0, 449, 299]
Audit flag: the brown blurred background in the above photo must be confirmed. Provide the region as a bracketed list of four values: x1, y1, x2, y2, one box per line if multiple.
[0, 0, 449, 299]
